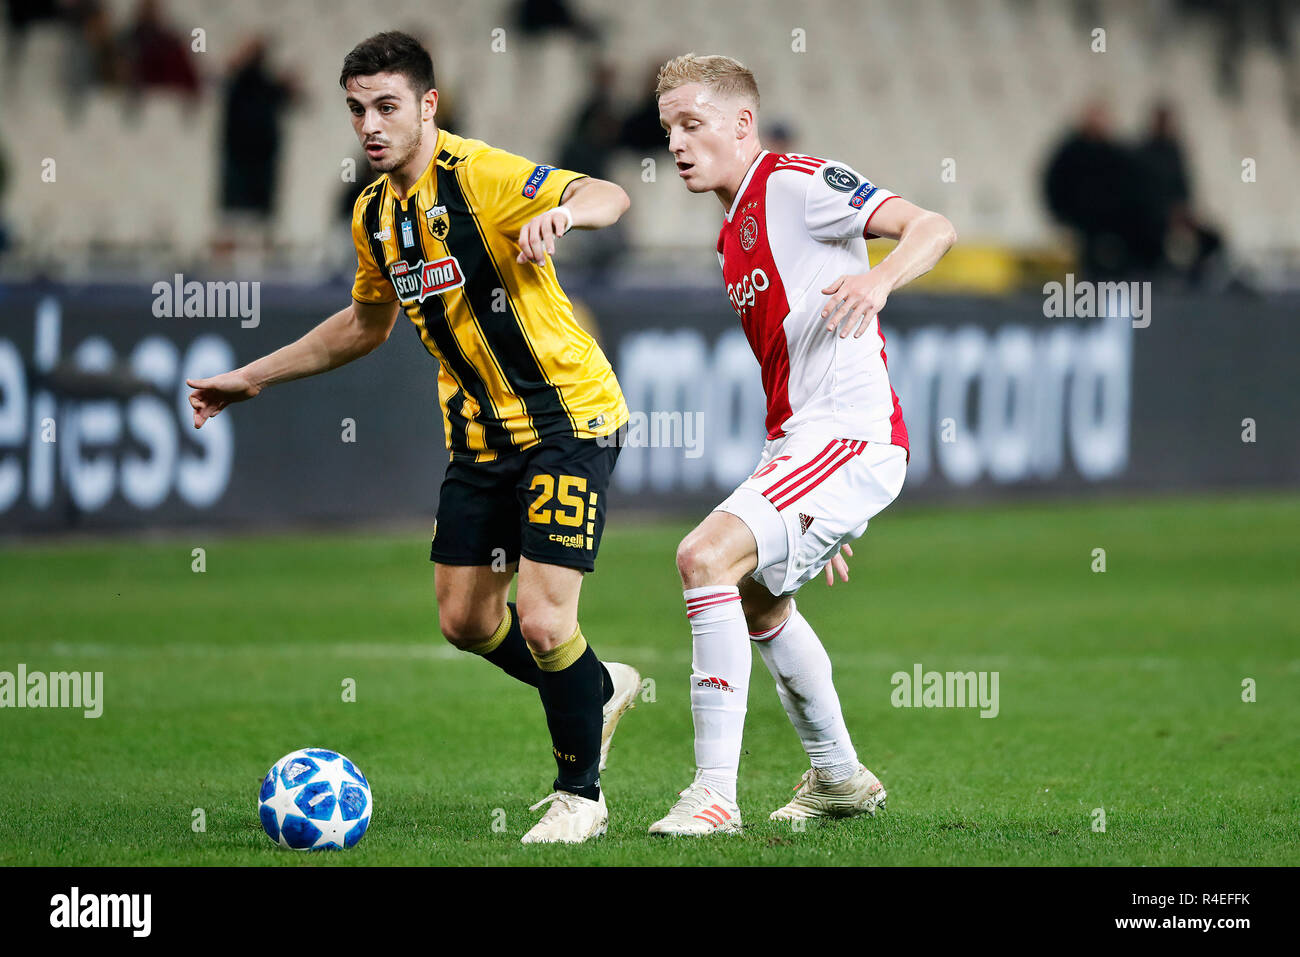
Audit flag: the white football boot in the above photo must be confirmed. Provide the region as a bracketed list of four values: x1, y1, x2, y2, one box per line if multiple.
[599, 662, 641, 772]
[769, 764, 887, 821]
[520, 789, 608, 845]
[648, 774, 742, 836]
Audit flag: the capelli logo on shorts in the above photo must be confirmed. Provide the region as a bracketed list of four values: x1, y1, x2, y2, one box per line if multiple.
[548, 532, 590, 549]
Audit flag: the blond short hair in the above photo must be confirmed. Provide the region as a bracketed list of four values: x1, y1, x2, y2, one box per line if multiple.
[655, 53, 760, 108]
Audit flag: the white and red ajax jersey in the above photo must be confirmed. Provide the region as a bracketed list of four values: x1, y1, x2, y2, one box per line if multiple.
[717, 150, 908, 453]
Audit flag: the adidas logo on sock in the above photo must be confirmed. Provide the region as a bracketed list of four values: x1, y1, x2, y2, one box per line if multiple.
[695, 676, 735, 692]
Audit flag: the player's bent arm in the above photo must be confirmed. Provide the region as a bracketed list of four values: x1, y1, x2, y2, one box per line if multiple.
[821, 199, 956, 338]
[517, 177, 630, 264]
[559, 176, 631, 230]
[863, 198, 957, 292]
[185, 299, 399, 428]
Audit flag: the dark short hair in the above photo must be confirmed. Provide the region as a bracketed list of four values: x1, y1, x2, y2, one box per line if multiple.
[339, 31, 435, 99]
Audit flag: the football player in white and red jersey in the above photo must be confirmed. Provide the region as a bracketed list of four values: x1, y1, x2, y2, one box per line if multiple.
[649, 54, 956, 835]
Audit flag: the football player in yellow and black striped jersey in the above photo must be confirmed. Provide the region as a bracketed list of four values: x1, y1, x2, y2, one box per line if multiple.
[186, 31, 638, 844]
[350, 130, 628, 461]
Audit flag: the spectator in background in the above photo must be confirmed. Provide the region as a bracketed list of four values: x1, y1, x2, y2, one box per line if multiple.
[3, 0, 60, 81]
[3, 1, 124, 111]
[617, 59, 673, 155]
[510, 1, 599, 112]
[120, 0, 198, 98]
[1043, 100, 1164, 280]
[65, 0, 126, 105]
[553, 60, 627, 274]
[1136, 101, 1223, 285]
[764, 121, 795, 155]
[558, 61, 621, 181]
[513, 0, 599, 43]
[218, 36, 298, 248]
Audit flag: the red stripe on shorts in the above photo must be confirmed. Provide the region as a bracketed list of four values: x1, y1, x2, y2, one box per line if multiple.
[770, 440, 866, 511]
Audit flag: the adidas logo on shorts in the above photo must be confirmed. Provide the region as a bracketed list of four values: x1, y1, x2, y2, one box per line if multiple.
[799, 513, 814, 535]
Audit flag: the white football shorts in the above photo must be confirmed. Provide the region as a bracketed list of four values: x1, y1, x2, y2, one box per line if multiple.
[715, 433, 907, 597]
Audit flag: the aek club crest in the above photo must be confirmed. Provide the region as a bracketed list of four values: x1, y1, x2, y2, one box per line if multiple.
[426, 204, 450, 241]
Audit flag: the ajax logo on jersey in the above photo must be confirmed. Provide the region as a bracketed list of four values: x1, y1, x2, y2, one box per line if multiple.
[739, 215, 760, 251]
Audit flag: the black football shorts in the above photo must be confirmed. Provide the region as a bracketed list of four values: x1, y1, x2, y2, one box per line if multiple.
[429, 433, 621, 573]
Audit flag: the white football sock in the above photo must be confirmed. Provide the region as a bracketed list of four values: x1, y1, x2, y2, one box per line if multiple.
[684, 586, 750, 804]
[750, 601, 858, 782]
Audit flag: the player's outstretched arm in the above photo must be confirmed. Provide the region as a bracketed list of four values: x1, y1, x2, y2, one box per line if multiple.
[186, 298, 400, 429]
[822, 199, 957, 338]
[516, 177, 631, 265]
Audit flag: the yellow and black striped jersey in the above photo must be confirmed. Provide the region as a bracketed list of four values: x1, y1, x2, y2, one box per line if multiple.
[350, 128, 628, 462]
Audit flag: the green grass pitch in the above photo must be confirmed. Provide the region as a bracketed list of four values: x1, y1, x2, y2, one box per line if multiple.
[1, 494, 1297, 866]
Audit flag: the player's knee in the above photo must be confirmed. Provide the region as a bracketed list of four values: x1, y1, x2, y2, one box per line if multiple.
[676, 534, 730, 587]
[515, 602, 572, 653]
[438, 606, 498, 650]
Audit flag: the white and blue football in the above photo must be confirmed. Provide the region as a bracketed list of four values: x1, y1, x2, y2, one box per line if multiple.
[258, 748, 373, 850]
